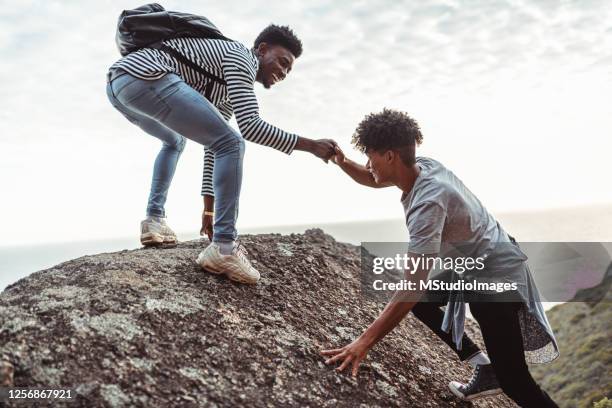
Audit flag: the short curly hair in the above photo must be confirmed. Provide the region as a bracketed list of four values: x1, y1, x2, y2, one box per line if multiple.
[352, 109, 423, 165]
[254, 24, 303, 58]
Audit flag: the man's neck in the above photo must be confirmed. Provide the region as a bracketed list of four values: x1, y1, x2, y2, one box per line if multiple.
[394, 163, 421, 195]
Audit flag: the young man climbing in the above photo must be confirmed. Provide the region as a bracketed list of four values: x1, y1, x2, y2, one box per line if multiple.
[107, 10, 336, 284]
[322, 109, 559, 407]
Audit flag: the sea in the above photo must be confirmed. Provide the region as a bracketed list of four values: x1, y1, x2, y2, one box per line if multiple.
[2, 204, 612, 295]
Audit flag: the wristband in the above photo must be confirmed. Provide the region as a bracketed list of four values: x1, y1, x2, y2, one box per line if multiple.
[204, 211, 215, 216]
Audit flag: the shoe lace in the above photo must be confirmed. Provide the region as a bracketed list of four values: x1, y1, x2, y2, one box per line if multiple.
[465, 365, 481, 390]
[164, 226, 176, 235]
[234, 243, 252, 267]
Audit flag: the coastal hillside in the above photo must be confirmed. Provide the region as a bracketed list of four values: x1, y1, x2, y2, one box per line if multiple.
[530, 282, 611, 408]
[0, 229, 516, 407]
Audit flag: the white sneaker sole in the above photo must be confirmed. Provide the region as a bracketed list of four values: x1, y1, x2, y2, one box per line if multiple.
[163, 235, 177, 244]
[141, 232, 164, 246]
[448, 381, 503, 401]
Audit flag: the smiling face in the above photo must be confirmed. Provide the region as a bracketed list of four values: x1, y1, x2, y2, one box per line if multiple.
[365, 149, 394, 184]
[255, 43, 296, 89]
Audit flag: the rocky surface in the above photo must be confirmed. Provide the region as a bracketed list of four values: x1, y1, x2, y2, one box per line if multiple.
[0, 229, 516, 407]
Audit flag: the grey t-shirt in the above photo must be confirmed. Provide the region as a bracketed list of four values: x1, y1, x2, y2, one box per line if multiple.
[402, 157, 509, 259]
[401, 157, 558, 363]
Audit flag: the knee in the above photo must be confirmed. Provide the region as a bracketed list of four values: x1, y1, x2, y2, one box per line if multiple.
[237, 135, 245, 155]
[411, 302, 428, 319]
[227, 128, 244, 151]
[176, 136, 186, 153]
[411, 301, 439, 320]
[164, 136, 186, 153]
[215, 129, 244, 156]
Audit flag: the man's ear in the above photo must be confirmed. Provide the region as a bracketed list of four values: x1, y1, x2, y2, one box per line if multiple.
[256, 42, 268, 57]
[385, 150, 395, 163]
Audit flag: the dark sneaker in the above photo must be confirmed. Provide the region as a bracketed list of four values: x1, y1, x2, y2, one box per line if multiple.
[449, 364, 503, 401]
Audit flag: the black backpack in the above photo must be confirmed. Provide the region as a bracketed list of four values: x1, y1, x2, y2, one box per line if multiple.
[115, 3, 231, 87]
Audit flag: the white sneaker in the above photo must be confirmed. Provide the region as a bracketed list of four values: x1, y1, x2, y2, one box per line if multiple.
[196, 243, 260, 284]
[159, 219, 177, 244]
[140, 218, 164, 246]
[140, 218, 177, 246]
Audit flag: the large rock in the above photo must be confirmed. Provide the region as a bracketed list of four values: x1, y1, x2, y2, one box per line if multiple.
[0, 229, 516, 407]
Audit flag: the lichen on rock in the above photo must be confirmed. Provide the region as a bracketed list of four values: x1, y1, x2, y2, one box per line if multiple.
[0, 230, 517, 407]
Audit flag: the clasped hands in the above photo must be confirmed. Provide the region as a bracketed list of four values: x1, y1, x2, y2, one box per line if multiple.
[295, 137, 340, 163]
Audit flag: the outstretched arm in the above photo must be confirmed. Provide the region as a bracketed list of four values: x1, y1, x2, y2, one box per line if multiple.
[320, 254, 433, 377]
[321, 202, 446, 377]
[222, 48, 335, 162]
[331, 146, 393, 188]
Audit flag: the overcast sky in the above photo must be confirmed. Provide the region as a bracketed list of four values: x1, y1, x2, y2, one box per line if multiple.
[1, 0, 611, 245]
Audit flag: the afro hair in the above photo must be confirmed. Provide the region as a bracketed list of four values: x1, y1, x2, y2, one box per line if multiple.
[352, 109, 423, 153]
[254, 24, 303, 58]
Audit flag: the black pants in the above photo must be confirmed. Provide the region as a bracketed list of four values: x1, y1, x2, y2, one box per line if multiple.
[411, 297, 558, 407]
[470, 300, 558, 408]
[411, 300, 481, 361]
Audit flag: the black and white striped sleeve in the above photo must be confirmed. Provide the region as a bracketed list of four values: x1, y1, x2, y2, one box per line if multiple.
[222, 48, 299, 154]
[201, 147, 215, 196]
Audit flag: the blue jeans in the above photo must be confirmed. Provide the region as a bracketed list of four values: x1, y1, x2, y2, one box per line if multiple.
[106, 71, 244, 242]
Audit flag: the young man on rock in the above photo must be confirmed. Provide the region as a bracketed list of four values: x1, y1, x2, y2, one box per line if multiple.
[107, 23, 335, 284]
[322, 109, 559, 407]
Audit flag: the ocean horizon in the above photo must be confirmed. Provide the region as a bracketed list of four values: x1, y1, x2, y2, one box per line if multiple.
[2, 204, 612, 293]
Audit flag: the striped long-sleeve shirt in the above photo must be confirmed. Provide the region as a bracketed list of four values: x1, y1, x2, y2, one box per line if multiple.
[109, 37, 299, 196]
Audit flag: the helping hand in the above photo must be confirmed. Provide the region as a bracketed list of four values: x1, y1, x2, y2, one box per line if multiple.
[200, 212, 213, 241]
[320, 337, 371, 378]
[330, 145, 346, 165]
[311, 139, 338, 163]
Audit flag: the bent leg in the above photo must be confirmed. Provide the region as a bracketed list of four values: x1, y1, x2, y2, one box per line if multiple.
[110, 73, 244, 241]
[412, 300, 481, 361]
[147, 137, 186, 217]
[107, 77, 186, 218]
[470, 301, 559, 407]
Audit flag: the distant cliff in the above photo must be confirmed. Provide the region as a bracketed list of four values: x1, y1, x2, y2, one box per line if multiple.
[0, 229, 516, 407]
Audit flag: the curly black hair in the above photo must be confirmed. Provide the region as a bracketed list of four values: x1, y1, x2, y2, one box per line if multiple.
[351, 109, 423, 165]
[254, 24, 303, 58]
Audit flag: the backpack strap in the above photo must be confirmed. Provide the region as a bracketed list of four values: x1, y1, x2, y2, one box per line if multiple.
[151, 42, 226, 100]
